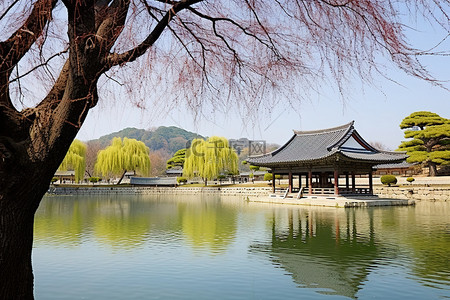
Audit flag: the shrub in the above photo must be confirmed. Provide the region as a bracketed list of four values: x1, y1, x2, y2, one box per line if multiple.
[264, 173, 273, 181]
[406, 177, 415, 184]
[177, 177, 188, 184]
[380, 175, 397, 186]
[249, 165, 260, 171]
[51, 177, 58, 183]
[88, 177, 100, 184]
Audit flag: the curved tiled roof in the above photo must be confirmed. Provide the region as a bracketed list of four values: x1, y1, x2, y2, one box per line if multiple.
[248, 121, 407, 166]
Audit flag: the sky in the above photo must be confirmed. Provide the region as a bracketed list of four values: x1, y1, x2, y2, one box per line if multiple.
[76, 8, 450, 151]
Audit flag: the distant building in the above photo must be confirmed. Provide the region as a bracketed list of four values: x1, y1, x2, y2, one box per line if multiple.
[166, 168, 183, 177]
[238, 171, 266, 182]
[374, 162, 419, 176]
[130, 177, 177, 187]
[54, 170, 75, 183]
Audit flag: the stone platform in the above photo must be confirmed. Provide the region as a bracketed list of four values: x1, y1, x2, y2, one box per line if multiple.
[248, 194, 415, 208]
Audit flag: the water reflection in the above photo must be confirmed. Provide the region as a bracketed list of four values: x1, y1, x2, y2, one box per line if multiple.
[178, 199, 237, 253]
[376, 202, 450, 289]
[249, 204, 449, 299]
[34, 196, 450, 299]
[250, 208, 383, 298]
[35, 195, 237, 253]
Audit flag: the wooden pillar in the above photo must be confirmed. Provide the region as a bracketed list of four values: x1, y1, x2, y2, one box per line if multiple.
[334, 169, 339, 195]
[272, 172, 276, 193]
[369, 170, 373, 195]
[308, 170, 313, 194]
[288, 171, 293, 193]
[351, 171, 356, 193]
[345, 172, 349, 189]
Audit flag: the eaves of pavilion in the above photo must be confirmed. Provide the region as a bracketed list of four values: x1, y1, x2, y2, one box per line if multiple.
[247, 121, 407, 196]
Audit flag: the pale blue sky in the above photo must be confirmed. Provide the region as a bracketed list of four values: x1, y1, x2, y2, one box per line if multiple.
[76, 10, 449, 150]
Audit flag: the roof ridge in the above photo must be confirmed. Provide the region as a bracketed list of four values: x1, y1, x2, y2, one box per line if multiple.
[293, 121, 354, 135]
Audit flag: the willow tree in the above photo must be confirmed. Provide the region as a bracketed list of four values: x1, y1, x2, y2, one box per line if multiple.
[58, 139, 86, 182]
[0, 0, 449, 298]
[95, 137, 150, 184]
[184, 137, 238, 185]
[397, 112, 450, 176]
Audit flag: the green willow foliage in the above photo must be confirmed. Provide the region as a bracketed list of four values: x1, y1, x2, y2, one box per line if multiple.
[59, 139, 87, 182]
[95, 137, 151, 178]
[183, 137, 238, 181]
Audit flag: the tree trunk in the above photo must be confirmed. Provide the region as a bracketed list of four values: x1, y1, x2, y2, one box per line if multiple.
[116, 169, 127, 185]
[0, 169, 50, 299]
[0, 204, 36, 299]
[429, 162, 438, 177]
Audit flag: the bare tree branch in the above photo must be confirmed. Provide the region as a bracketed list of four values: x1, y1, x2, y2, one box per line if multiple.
[0, 0, 57, 75]
[0, 0, 20, 22]
[107, 0, 203, 66]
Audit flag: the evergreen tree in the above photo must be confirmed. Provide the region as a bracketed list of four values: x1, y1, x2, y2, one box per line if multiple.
[58, 139, 86, 182]
[95, 137, 151, 184]
[398, 111, 450, 176]
[166, 148, 186, 169]
[183, 137, 238, 185]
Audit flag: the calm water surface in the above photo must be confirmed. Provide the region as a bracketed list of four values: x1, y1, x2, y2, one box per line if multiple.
[33, 195, 449, 299]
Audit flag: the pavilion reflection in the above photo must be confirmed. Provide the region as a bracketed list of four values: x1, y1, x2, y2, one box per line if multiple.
[250, 207, 383, 299]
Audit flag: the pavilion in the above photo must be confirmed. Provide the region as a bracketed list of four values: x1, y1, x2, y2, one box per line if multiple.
[247, 121, 407, 196]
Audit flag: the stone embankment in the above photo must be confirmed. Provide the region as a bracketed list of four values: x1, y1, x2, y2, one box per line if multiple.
[49, 186, 272, 197]
[49, 185, 449, 201]
[374, 186, 449, 201]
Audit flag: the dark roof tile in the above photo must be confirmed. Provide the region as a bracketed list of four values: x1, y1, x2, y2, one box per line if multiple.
[248, 121, 407, 166]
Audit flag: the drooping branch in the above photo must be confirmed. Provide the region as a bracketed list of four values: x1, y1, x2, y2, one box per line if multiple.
[0, 0, 57, 76]
[96, 0, 131, 51]
[9, 49, 69, 85]
[107, 0, 203, 67]
[0, 0, 57, 117]
[0, 0, 20, 22]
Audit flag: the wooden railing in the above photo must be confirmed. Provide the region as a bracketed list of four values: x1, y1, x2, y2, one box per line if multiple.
[273, 186, 372, 196]
[310, 188, 335, 195]
[339, 187, 371, 195]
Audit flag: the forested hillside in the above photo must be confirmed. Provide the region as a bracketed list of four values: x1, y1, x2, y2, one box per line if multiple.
[93, 126, 203, 154]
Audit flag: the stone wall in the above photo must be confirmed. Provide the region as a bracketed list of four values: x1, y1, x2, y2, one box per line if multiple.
[374, 186, 450, 201]
[49, 186, 449, 201]
[50, 186, 272, 197]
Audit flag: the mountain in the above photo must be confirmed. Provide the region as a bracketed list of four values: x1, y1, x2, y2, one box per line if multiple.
[92, 126, 204, 155]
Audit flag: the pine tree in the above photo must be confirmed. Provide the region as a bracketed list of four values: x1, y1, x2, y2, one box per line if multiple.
[398, 111, 450, 176]
[166, 148, 186, 169]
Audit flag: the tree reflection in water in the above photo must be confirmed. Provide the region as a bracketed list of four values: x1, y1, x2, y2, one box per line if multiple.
[34, 196, 449, 299]
[34, 194, 238, 253]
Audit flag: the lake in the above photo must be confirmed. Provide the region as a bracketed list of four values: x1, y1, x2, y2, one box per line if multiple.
[33, 194, 449, 299]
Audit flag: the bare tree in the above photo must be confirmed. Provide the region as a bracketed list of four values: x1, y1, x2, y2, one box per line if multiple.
[0, 0, 448, 298]
[85, 140, 103, 177]
[370, 141, 391, 151]
[149, 149, 171, 176]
